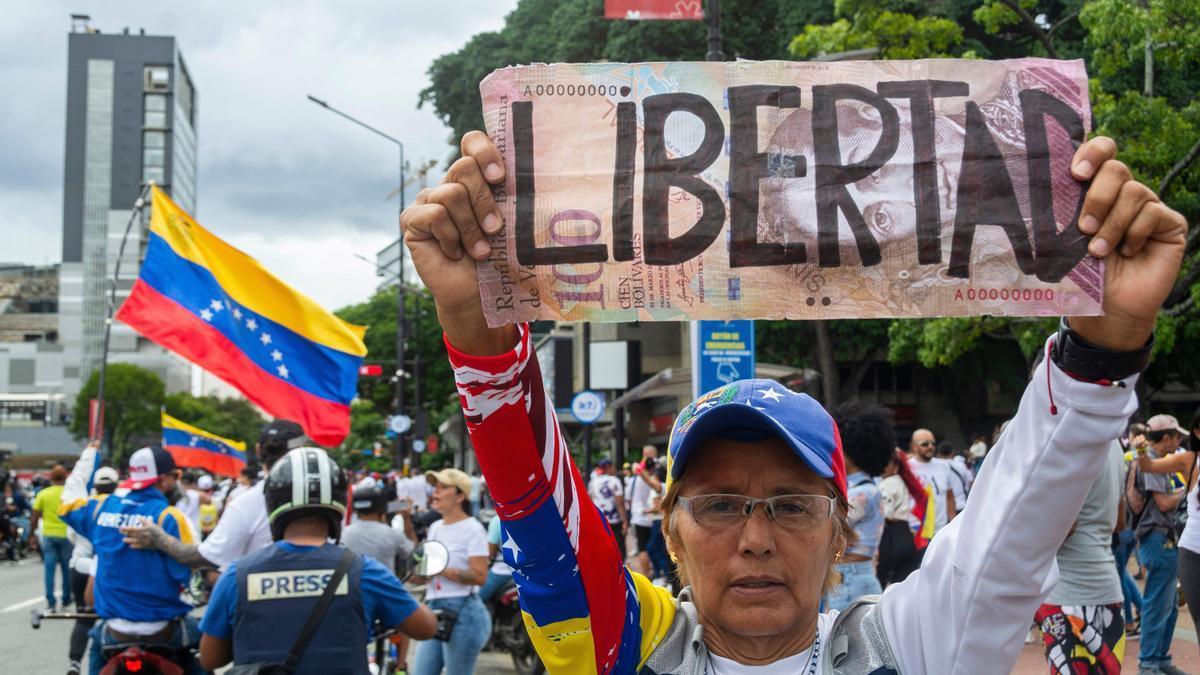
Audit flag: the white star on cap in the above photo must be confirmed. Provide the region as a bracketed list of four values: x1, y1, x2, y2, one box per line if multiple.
[246, 318, 258, 331]
[260, 333, 272, 346]
[502, 532, 522, 561]
[189, 436, 199, 446]
[271, 350, 283, 362]
[758, 388, 784, 402]
[232, 308, 242, 320]
[277, 364, 289, 379]
[199, 308, 213, 321]
[209, 299, 223, 312]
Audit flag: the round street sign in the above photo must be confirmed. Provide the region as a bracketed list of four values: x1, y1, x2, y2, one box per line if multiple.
[388, 414, 412, 435]
[412, 438, 427, 453]
[571, 391, 604, 424]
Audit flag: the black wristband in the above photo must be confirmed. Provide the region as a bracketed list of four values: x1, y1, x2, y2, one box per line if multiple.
[1052, 318, 1153, 381]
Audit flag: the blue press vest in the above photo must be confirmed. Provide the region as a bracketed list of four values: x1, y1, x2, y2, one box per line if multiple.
[233, 543, 368, 674]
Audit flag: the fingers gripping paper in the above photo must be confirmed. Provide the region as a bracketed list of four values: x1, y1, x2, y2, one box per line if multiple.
[477, 59, 1102, 326]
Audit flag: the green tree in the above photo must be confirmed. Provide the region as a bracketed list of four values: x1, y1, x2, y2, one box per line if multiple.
[419, 0, 832, 151]
[72, 364, 165, 464]
[789, 10, 965, 59]
[335, 286, 458, 457]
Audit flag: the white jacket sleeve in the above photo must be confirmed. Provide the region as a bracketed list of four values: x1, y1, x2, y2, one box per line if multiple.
[61, 443, 98, 505]
[879, 337, 1139, 675]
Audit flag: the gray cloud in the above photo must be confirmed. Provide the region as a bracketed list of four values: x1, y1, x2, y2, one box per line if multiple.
[0, 0, 516, 308]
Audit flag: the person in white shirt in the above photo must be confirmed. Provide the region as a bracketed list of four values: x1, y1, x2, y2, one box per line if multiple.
[121, 419, 307, 581]
[936, 441, 973, 505]
[907, 428, 957, 544]
[173, 471, 205, 537]
[414, 468, 491, 675]
[588, 458, 629, 559]
[629, 445, 658, 576]
[877, 451, 920, 587]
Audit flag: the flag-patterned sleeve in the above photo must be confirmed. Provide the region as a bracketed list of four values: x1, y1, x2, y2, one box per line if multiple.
[446, 324, 675, 674]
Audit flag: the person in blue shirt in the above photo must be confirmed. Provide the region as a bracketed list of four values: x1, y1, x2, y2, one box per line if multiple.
[199, 447, 436, 673]
[59, 441, 203, 675]
[824, 400, 896, 613]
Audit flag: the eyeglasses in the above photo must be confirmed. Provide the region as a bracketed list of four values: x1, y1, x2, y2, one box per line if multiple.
[916, 441, 935, 447]
[676, 494, 836, 531]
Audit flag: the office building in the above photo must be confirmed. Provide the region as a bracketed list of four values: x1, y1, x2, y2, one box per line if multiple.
[58, 17, 197, 401]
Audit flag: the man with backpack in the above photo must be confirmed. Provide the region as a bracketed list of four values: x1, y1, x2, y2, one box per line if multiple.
[1127, 417, 1189, 675]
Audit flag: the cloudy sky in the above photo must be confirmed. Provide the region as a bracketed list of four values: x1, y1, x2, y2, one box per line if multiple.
[1, 0, 517, 310]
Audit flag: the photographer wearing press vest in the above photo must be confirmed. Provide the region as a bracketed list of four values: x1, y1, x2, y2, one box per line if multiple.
[198, 447, 436, 673]
[400, 130, 1186, 673]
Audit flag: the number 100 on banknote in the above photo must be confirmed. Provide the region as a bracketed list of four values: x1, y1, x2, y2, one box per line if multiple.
[477, 59, 1102, 327]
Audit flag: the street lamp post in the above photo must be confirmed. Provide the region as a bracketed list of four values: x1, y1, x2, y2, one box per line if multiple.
[307, 94, 408, 466]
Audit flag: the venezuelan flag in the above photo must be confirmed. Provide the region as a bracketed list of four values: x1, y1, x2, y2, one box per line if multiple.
[161, 413, 248, 477]
[116, 187, 367, 446]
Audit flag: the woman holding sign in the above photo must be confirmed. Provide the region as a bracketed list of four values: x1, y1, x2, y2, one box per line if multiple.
[400, 129, 1185, 674]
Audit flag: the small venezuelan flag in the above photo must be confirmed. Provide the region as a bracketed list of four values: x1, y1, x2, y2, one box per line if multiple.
[161, 413, 248, 477]
[116, 187, 367, 446]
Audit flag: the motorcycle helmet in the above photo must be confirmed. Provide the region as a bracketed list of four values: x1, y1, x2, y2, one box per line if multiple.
[264, 447, 347, 541]
[350, 481, 388, 515]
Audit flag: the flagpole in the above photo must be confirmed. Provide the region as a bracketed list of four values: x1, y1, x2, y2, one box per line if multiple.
[93, 182, 153, 457]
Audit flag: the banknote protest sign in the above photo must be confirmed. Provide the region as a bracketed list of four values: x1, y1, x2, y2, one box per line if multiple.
[476, 59, 1102, 327]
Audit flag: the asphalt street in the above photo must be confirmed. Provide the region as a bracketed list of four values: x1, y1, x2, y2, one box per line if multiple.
[0, 555, 515, 674]
[0, 556, 75, 673]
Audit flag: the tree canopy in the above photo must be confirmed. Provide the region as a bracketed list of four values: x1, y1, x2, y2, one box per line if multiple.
[72, 363, 266, 466]
[419, 0, 1200, 413]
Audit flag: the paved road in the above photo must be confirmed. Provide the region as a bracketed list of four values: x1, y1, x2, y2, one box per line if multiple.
[0, 555, 76, 672]
[0, 555, 517, 674]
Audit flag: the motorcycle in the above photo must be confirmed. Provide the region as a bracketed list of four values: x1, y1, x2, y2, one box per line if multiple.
[369, 541, 451, 675]
[485, 579, 545, 675]
[2, 500, 32, 562]
[31, 558, 209, 674]
[31, 609, 196, 675]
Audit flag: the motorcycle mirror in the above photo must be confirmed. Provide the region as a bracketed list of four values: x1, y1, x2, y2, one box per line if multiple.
[409, 540, 450, 578]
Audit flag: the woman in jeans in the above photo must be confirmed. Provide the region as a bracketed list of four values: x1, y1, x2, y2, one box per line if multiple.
[824, 400, 895, 612]
[1134, 409, 1200, 652]
[413, 468, 491, 675]
[1114, 423, 1147, 635]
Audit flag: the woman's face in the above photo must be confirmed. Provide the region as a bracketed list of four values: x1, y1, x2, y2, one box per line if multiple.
[430, 482, 463, 515]
[670, 436, 843, 647]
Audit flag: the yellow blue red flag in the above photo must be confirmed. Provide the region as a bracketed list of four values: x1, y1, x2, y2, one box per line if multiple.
[116, 187, 367, 445]
[161, 412, 247, 477]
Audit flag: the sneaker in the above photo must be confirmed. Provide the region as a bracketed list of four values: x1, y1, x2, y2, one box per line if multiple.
[66, 661, 81, 675]
[1139, 667, 1165, 675]
[1159, 665, 1190, 675]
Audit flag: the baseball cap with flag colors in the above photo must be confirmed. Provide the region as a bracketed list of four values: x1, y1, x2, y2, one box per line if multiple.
[667, 379, 848, 499]
[123, 445, 178, 490]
